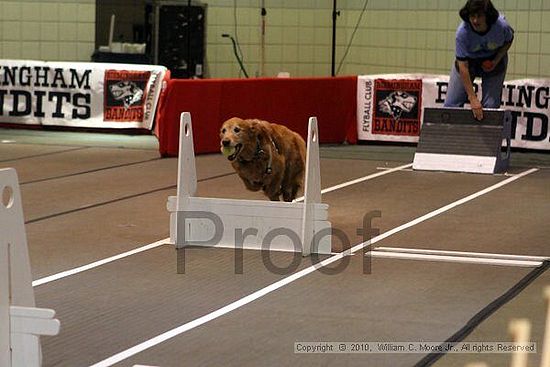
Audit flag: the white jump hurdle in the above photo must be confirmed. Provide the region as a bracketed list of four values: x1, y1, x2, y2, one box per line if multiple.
[167, 112, 331, 256]
[0, 168, 60, 367]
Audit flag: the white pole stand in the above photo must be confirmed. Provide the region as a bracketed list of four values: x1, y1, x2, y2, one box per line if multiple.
[508, 319, 531, 367]
[167, 112, 331, 256]
[541, 286, 550, 367]
[0, 168, 60, 367]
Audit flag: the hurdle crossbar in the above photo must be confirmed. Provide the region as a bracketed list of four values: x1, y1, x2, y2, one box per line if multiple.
[167, 112, 331, 255]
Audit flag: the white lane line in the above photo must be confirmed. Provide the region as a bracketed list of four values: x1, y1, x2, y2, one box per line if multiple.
[32, 238, 170, 287]
[374, 247, 549, 262]
[375, 167, 519, 177]
[90, 250, 349, 367]
[376, 166, 413, 172]
[347, 168, 538, 254]
[33, 165, 408, 286]
[90, 167, 538, 367]
[370, 251, 543, 267]
[294, 163, 412, 201]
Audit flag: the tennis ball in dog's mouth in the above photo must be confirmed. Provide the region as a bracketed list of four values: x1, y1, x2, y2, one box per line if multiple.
[221, 145, 236, 157]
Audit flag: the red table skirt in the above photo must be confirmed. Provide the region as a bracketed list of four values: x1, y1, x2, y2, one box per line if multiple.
[156, 76, 358, 157]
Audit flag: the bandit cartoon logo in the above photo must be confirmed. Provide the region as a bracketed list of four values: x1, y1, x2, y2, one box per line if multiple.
[372, 79, 422, 136]
[104, 70, 150, 122]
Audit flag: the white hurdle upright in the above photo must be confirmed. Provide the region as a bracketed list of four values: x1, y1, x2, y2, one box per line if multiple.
[167, 112, 331, 255]
[542, 286, 550, 367]
[508, 319, 531, 367]
[0, 168, 60, 367]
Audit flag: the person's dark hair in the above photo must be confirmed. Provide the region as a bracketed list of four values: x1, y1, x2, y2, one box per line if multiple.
[459, 0, 499, 25]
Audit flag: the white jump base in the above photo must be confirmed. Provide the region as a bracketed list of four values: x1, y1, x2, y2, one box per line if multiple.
[167, 112, 331, 255]
[413, 153, 501, 174]
[0, 168, 60, 367]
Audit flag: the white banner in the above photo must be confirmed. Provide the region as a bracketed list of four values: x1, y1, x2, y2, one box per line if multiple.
[357, 74, 550, 150]
[0, 60, 167, 130]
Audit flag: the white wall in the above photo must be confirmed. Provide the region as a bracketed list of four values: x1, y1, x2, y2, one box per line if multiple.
[1, 0, 549, 80]
[205, 0, 550, 79]
[0, 0, 95, 61]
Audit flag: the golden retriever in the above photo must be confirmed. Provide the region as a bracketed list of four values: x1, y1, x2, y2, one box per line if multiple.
[220, 117, 306, 202]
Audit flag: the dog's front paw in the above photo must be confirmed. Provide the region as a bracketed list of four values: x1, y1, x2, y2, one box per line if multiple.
[282, 186, 299, 202]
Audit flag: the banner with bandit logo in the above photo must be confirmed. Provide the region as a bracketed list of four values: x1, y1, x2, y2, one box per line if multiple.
[357, 74, 550, 150]
[0, 60, 166, 129]
[358, 74, 447, 143]
[371, 78, 423, 140]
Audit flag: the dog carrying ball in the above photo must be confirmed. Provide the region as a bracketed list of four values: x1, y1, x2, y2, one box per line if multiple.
[221, 146, 236, 157]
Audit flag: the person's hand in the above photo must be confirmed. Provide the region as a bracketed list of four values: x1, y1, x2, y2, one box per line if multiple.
[469, 95, 483, 120]
[482, 60, 495, 72]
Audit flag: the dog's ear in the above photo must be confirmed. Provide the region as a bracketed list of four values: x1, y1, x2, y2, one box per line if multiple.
[250, 120, 269, 145]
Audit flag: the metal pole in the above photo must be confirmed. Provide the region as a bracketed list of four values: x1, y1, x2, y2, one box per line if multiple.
[187, 0, 191, 78]
[260, 0, 266, 76]
[331, 0, 338, 77]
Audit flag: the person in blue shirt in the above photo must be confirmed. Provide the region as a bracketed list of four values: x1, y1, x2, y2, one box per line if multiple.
[444, 0, 514, 120]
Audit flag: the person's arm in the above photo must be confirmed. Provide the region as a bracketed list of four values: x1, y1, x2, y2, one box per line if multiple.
[484, 18, 514, 72]
[483, 40, 513, 72]
[493, 40, 512, 65]
[456, 60, 483, 120]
